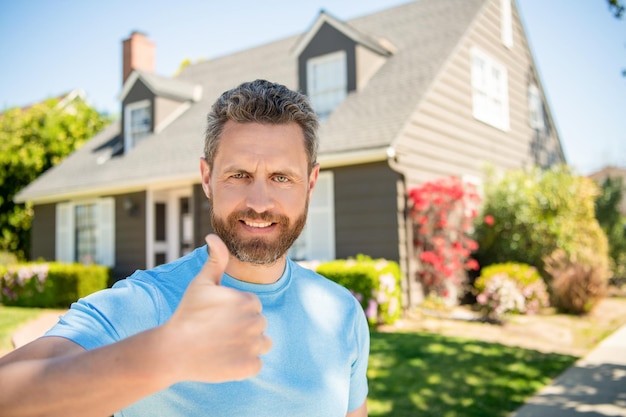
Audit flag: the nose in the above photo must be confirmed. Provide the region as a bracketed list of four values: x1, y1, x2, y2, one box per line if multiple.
[246, 179, 275, 213]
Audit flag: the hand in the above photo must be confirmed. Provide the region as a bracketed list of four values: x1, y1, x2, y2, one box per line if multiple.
[161, 234, 272, 384]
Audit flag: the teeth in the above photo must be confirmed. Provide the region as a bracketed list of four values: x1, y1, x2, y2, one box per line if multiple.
[244, 221, 272, 228]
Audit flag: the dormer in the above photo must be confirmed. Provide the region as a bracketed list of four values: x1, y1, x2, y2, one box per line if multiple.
[292, 11, 394, 120]
[118, 32, 202, 154]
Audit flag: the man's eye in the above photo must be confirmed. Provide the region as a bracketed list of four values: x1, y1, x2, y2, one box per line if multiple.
[232, 173, 247, 179]
[274, 175, 289, 183]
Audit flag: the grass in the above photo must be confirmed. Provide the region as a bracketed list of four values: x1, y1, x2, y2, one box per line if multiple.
[0, 305, 44, 351]
[367, 330, 577, 417]
[0, 307, 578, 416]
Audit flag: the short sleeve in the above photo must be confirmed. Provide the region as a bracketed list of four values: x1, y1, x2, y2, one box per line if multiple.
[348, 298, 370, 411]
[44, 276, 163, 351]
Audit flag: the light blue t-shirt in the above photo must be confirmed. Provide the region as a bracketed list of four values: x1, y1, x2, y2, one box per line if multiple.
[46, 246, 370, 416]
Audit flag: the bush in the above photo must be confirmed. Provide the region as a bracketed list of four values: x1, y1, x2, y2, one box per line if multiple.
[544, 249, 607, 315]
[0, 262, 109, 308]
[317, 255, 402, 326]
[594, 176, 626, 279]
[474, 263, 550, 320]
[473, 165, 610, 277]
[408, 176, 481, 301]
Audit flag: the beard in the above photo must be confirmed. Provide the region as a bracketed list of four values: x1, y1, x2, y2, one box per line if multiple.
[209, 199, 308, 265]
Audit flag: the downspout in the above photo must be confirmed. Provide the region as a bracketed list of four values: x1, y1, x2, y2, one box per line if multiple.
[385, 146, 416, 310]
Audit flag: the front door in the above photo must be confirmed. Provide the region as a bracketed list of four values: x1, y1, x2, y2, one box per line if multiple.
[147, 188, 192, 268]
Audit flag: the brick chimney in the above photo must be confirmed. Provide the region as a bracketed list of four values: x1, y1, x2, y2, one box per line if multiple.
[122, 31, 155, 83]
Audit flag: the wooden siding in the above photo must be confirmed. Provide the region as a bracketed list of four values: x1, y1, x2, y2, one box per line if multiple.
[192, 183, 213, 248]
[332, 162, 401, 261]
[298, 22, 357, 94]
[394, 0, 564, 188]
[121, 81, 155, 144]
[30, 203, 56, 261]
[113, 192, 147, 280]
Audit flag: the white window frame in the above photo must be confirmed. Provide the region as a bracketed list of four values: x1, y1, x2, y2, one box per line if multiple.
[471, 48, 510, 131]
[289, 171, 335, 261]
[306, 50, 348, 119]
[528, 84, 545, 130]
[501, 0, 513, 49]
[124, 99, 151, 151]
[56, 198, 115, 267]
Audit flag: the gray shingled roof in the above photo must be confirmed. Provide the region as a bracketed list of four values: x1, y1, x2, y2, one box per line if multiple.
[16, 0, 486, 203]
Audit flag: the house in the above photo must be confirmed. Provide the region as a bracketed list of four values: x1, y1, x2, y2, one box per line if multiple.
[15, 0, 565, 307]
[589, 166, 626, 216]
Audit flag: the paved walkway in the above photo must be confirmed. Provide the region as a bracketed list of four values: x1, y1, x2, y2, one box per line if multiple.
[511, 324, 626, 417]
[8, 312, 626, 415]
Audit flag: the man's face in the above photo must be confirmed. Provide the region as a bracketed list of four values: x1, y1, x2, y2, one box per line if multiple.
[201, 121, 319, 265]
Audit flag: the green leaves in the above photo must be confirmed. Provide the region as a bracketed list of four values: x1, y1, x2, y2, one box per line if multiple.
[0, 96, 111, 260]
[474, 165, 610, 277]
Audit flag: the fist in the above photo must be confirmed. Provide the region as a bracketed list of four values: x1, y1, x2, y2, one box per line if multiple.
[163, 234, 272, 383]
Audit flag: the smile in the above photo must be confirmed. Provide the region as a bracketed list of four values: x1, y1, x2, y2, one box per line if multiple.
[242, 220, 274, 228]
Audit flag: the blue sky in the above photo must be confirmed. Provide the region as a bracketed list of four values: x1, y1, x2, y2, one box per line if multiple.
[1, 0, 624, 175]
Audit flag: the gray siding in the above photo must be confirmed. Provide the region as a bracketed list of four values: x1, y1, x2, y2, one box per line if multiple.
[394, 0, 565, 188]
[113, 192, 146, 280]
[121, 81, 155, 144]
[332, 162, 401, 261]
[298, 22, 357, 94]
[192, 183, 213, 247]
[30, 203, 56, 261]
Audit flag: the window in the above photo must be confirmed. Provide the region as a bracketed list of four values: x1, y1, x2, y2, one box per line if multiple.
[289, 171, 335, 261]
[75, 204, 97, 264]
[528, 84, 545, 130]
[56, 198, 115, 266]
[307, 51, 347, 119]
[471, 48, 509, 130]
[124, 100, 151, 150]
[501, 0, 513, 48]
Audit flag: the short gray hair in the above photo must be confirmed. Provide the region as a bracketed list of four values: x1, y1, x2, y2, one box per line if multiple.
[204, 79, 319, 171]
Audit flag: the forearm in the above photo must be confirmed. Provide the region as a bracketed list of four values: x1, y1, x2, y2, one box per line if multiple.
[0, 329, 172, 417]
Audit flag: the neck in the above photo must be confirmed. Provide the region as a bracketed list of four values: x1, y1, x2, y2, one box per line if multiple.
[225, 255, 287, 284]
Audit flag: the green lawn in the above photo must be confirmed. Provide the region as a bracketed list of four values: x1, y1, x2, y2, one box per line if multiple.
[0, 306, 43, 351]
[0, 307, 577, 416]
[367, 331, 577, 416]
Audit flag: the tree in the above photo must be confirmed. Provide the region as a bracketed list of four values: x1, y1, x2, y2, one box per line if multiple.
[595, 176, 626, 278]
[473, 165, 610, 276]
[0, 95, 110, 260]
[608, 0, 625, 18]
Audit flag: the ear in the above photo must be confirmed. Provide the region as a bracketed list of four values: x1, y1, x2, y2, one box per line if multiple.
[200, 157, 211, 199]
[307, 163, 320, 200]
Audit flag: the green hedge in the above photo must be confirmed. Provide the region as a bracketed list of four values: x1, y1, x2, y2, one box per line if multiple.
[0, 263, 109, 308]
[316, 255, 402, 326]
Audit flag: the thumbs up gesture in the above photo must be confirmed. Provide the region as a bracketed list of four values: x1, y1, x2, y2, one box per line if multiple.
[161, 234, 272, 384]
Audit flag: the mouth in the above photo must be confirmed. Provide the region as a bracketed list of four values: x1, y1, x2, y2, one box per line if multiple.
[242, 220, 274, 229]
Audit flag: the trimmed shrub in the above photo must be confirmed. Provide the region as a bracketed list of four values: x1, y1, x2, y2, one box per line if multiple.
[317, 255, 402, 326]
[544, 249, 607, 315]
[473, 165, 610, 278]
[0, 262, 109, 308]
[474, 262, 550, 320]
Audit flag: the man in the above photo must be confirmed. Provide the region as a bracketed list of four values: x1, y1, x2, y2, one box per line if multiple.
[0, 80, 370, 416]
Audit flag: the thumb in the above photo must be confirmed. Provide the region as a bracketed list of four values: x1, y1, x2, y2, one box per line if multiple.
[200, 234, 229, 285]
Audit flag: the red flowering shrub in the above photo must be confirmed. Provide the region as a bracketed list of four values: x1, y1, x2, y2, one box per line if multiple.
[408, 176, 481, 300]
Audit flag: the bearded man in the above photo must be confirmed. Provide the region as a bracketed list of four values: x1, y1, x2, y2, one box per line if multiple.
[0, 80, 370, 417]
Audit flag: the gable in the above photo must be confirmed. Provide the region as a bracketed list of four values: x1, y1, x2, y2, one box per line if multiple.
[298, 22, 357, 94]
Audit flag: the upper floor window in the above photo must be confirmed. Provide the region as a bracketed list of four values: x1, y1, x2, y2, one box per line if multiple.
[501, 0, 513, 48]
[528, 84, 545, 130]
[471, 48, 509, 131]
[124, 99, 151, 151]
[307, 50, 347, 119]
